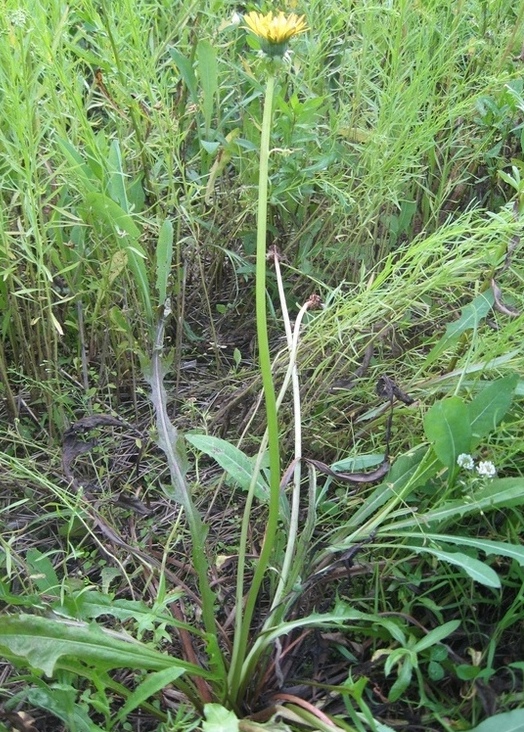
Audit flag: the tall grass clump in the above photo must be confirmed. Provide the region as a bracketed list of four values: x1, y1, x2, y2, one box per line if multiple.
[1, 0, 523, 431]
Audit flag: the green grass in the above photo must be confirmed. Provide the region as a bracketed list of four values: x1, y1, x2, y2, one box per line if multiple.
[1, 0, 524, 729]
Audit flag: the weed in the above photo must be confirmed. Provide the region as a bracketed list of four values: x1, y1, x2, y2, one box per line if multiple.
[1, 2, 524, 731]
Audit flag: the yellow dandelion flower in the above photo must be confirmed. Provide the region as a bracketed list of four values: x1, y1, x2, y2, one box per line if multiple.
[243, 11, 308, 57]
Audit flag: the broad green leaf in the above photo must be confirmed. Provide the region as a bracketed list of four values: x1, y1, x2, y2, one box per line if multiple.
[428, 660, 445, 681]
[127, 174, 145, 213]
[109, 305, 133, 335]
[83, 191, 140, 238]
[423, 397, 471, 470]
[156, 219, 173, 305]
[81, 192, 152, 321]
[57, 590, 196, 634]
[201, 139, 220, 154]
[467, 374, 518, 445]
[169, 47, 198, 105]
[468, 709, 524, 732]
[403, 545, 500, 588]
[373, 722, 397, 732]
[377, 619, 407, 645]
[26, 685, 105, 732]
[260, 606, 382, 647]
[423, 289, 494, 368]
[123, 244, 152, 322]
[83, 139, 106, 182]
[106, 249, 127, 285]
[380, 477, 524, 532]
[203, 704, 239, 732]
[115, 666, 186, 724]
[515, 379, 524, 396]
[186, 434, 289, 518]
[0, 614, 210, 678]
[413, 619, 460, 652]
[331, 453, 385, 472]
[345, 446, 432, 531]
[204, 129, 240, 204]
[386, 445, 439, 489]
[455, 663, 482, 680]
[26, 548, 60, 594]
[387, 657, 412, 702]
[107, 139, 129, 212]
[384, 649, 410, 678]
[395, 534, 524, 566]
[55, 137, 98, 191]
[197, 39, 218, 136]
[0, 579, 41, 608]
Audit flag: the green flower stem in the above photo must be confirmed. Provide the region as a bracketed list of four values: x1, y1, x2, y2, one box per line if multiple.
[228, 71, 280, 702]
[235, 301, 312, 696]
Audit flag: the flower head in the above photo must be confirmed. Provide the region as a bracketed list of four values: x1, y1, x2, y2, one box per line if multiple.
[9, 9, 28, 27]
[457, 453, 475, 470]
[476, 460, 497, 478]
[243, 11, 308, 57]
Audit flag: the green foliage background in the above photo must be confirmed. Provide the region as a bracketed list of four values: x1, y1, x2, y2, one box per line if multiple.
[0, 0, 524, 730]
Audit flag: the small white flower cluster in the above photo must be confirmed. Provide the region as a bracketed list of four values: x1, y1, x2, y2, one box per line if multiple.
[9, 9, 28, 26]
[476, 460, 497, 478]
[457, 453, 497, 478]
[456, 453, 475, 470]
